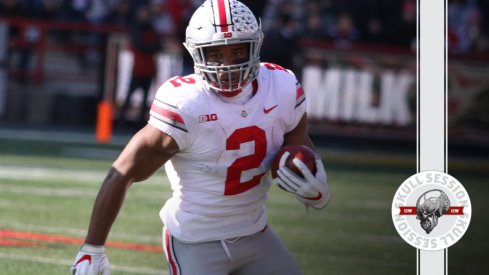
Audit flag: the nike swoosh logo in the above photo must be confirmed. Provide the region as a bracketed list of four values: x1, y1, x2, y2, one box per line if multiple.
[300, 192, 323, 201]
[74, 254, 92, 266]
[263, 105, 278, 114]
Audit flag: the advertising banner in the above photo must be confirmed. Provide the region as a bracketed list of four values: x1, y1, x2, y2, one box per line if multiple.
[301, 46, 489, 146]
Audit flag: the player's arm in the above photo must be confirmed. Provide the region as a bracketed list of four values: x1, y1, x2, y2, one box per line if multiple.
[278, 113, 331, 209]
[71, 124, 178, 274]
[283, 113, 314, 148]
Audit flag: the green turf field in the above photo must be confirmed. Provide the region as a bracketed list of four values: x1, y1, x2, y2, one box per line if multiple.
[0, 135, 487, 275]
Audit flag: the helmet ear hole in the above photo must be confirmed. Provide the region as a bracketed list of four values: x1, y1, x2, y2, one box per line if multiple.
[184, 0, 263, 94]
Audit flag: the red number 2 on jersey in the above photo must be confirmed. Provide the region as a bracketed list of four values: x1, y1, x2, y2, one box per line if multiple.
[263, 63, 287, 71]
[169, 76, 196, 87]
[224, 126, 267, 195]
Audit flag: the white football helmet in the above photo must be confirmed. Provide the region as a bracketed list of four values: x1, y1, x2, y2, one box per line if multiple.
[184, 0, 263, 94]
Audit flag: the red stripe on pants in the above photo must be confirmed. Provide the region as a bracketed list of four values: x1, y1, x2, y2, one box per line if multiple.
[165, 229, 179, 275]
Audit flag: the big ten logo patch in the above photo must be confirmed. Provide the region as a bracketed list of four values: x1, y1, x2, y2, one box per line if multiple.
[391, 171, 471, 251]
[199, 114, 218, 123]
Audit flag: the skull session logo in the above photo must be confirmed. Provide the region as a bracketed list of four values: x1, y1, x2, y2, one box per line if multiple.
[391, 171, 471, 250]
[415, 190, 451, 234]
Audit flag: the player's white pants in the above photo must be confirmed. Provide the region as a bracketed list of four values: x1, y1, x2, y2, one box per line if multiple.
[162, 226, 302, 275]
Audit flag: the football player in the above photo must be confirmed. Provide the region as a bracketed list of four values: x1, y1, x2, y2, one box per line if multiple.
[71, 0, 330, 274]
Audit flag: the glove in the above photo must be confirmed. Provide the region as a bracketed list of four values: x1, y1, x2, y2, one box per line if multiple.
[275, 155, 331, 209]
[71, 244, 110, 275]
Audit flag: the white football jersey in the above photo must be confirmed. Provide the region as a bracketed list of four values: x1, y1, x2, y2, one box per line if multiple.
[148, 63, 307, 243]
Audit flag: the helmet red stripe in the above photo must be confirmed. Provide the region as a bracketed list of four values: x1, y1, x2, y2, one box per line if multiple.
[217, 0, 229, 32]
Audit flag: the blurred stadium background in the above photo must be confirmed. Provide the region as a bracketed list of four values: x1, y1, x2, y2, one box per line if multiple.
[0, 0, 488, 274]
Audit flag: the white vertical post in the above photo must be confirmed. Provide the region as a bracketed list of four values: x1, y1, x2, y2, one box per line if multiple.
[418, 0, 447, 274]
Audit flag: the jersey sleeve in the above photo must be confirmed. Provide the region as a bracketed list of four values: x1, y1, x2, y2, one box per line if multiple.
[148, 79, 192, 150]
[285, 74, 307, 133]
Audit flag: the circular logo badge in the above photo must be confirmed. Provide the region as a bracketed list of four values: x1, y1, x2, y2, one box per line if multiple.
[391, 171, 471, 251]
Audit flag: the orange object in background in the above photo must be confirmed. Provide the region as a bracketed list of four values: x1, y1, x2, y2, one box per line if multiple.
[95, 34, 120, 144]
[96, 101, 113, 144]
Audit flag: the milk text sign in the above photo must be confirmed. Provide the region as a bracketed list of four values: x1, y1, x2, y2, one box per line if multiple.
[392, 171, 471, 250]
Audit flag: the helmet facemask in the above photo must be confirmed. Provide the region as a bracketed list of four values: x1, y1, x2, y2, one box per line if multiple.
[195, 41, 260, 94]
[184, 0, 263, 95]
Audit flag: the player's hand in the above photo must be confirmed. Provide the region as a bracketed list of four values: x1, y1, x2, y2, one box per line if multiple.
[71, 244, 110, 275]
[275, 156, 331, 209]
